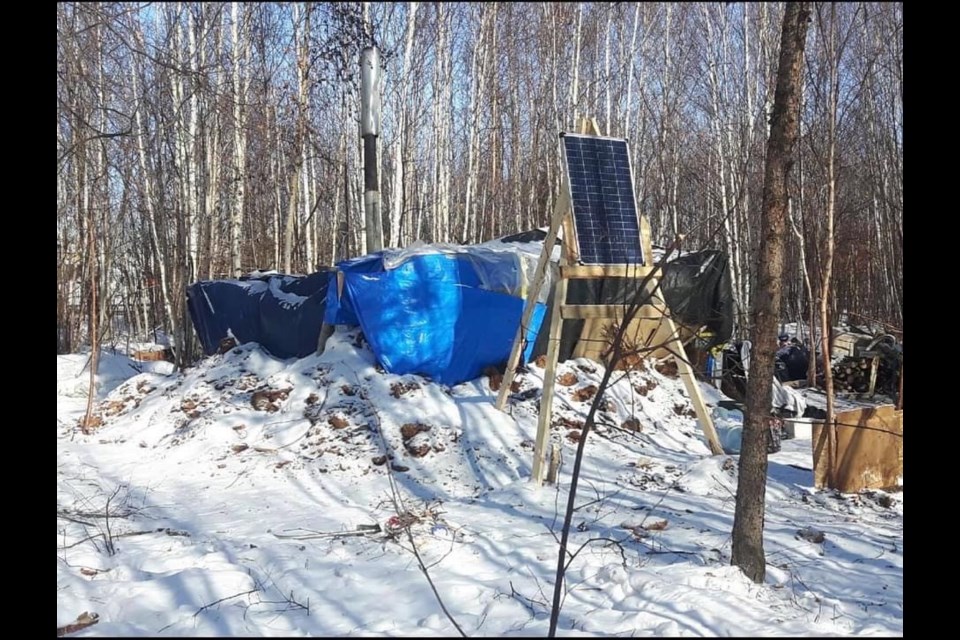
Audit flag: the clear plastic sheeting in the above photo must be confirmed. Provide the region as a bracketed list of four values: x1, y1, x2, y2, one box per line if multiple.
[380, 239, 556, 304]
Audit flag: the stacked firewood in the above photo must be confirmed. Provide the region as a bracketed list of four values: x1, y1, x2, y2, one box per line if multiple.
[825, 353, 900, 396]
[829, 357, 873, 393]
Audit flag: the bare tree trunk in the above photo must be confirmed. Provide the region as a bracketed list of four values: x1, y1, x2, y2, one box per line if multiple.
[83, 164, 99, 433]
[818, 2, 840, 487]
[186, 7, 201, 290]
[794, 141, 819, 386]
[130, 35, 176, 340]
[271, 102, 283, 268]
[75, 72, 99, 430]
[430, 2, 451, 243]
[623, 3, 641, 137]
[603, 3, 613, 134]
[703, 5, 744, 331]
[389, 1, 418, 248]
[464, 3, 490, 244]
[570, 3, 583, 124]
[731, 1, 810, 585]
[303, 138, 314, 270]
[231, 2, 248, 277]
[284, 3, 310, 273]
[659, 3, 675, 237]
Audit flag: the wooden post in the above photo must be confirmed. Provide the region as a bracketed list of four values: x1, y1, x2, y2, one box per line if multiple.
[868, 354, 880, 397]
[896, 353, 903, 411]
[495, 191, 568, 410]
[659, 314, 725, 455]
[532, 271, 569, 483]
[546, 443, 562, 484]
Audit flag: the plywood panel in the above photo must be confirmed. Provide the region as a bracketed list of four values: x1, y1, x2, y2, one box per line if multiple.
[812, 405, 903, 492]
[573, 311, 697, 366]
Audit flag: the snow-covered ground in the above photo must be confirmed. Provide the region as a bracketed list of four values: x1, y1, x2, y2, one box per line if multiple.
[57, 330, 902, 636]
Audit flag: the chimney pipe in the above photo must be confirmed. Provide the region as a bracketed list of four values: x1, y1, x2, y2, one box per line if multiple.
[360, 46, 383, 252]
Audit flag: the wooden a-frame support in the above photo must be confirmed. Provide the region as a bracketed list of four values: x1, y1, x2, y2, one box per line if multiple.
[495, 118, 723, 485]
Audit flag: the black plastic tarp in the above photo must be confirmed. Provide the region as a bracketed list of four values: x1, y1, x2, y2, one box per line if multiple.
[659, 250, 734, 346]
[186, 269, 334, 359]
[532, 249, 734, 362]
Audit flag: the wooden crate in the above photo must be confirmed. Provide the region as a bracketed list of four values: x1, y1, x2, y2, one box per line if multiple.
[832, 331, 869, 358]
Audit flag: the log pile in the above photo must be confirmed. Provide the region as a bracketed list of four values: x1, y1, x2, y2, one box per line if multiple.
[825, 351, 900, 396]
[828, 357, 874, 393]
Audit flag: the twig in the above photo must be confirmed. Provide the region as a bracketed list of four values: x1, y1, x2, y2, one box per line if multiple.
[103, 485, 123, 556]
[224, 469, 249, 489]
[402, 525, 468, 637]
[58, 528, 158, 551]
[57, 512, 97, 527]
[350, 367, 467, 638]
[507, 580, 548, 617]
[157, 589, 258, 633]
[547, 234, 688, 638]
[424, 532, 458, 571]
[710, 473, 738, 500]
[565, 536, 630, 572]
[57, 507, 134, 520]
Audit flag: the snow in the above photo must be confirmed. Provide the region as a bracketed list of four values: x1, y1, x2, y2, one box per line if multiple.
[267, 277, 309, 309]
[57, 332, 902, 636]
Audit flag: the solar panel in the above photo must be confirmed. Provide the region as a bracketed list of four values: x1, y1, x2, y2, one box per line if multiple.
[562, 134, 645, 266]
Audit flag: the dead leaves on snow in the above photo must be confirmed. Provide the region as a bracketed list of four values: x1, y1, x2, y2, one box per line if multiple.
[400, 423, 432, 440]
[390, 380, 421, 398]
[572, 385, 598, 402]
[654, 360, 679, 379]
[250, 388, 290, 412]
[327, 415, 350, 430]
[621, 519, 670, 539]
[483, 366, 521, 393]
[400, 422, 436, 458]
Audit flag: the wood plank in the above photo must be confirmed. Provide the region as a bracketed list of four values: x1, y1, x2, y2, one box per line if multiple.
[532, 273, 569, 485]
[560, 264, 656, 279]
[868, 355, 880, 397]
[559, 304, 664, 320]
[812, 405, 903, 492]
[658, 311, 724, 455]
[495, 189, 568, 410]
[640, 216, 653, 266]
[572, 317, 595, 359]
[561, 212, 580, 263]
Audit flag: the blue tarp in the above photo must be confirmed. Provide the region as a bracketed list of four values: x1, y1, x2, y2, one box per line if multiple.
[187, 270, 333, 359]
[325, 251, 546, 386]
[186, 245, 546, 385]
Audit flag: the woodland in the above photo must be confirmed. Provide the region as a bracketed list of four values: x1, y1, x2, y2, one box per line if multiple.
[56, 3, 902, 364]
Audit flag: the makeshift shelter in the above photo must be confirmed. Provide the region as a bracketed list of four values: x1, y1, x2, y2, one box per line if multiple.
[185, 231, 733, 392]
[324, 242, 547, 386]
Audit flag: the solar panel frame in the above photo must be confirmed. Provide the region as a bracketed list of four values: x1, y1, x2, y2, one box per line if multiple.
[561, 133, 646, 266]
